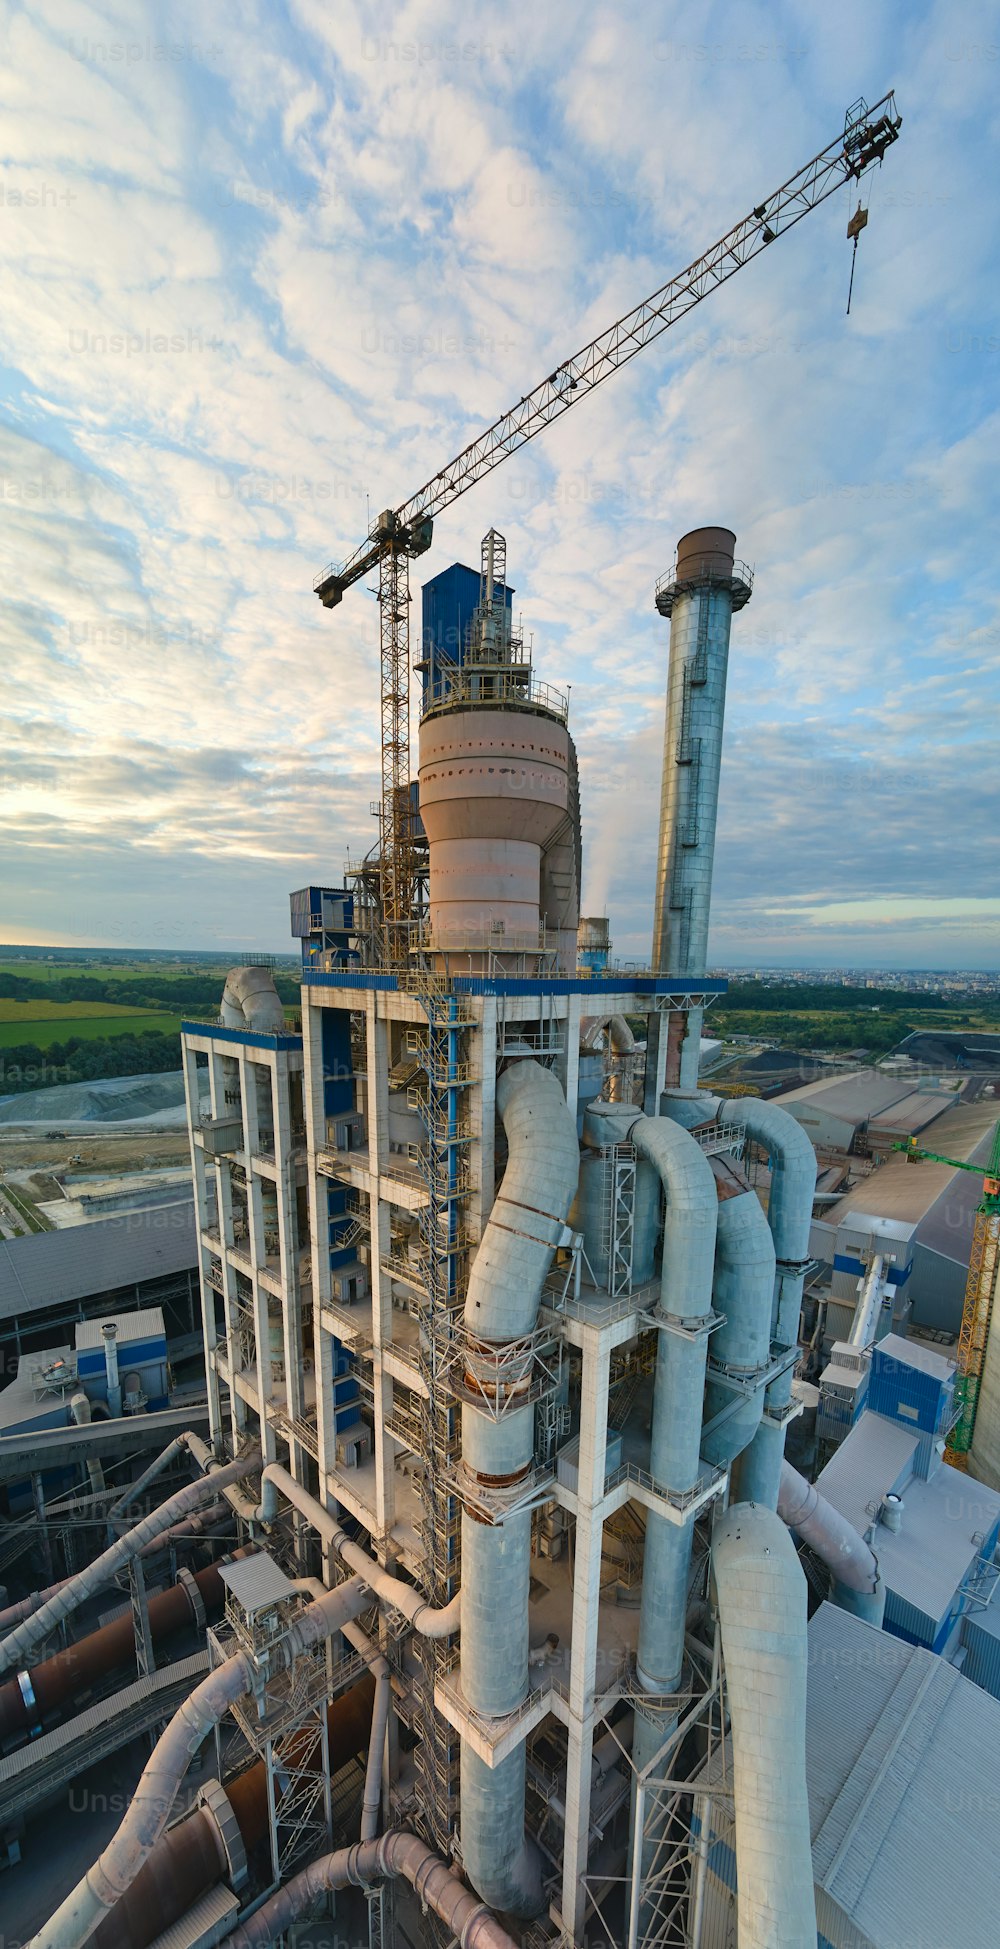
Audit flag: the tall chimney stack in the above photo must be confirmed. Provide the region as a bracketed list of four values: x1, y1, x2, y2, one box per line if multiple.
[652, 527, 752, 1087]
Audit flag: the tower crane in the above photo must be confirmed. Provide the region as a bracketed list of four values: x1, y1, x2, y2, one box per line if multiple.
[314, 94, 903, 961]
[896, 1120, 1000, 1468]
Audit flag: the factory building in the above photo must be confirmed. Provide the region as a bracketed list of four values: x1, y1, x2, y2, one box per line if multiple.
[694, 1602, 1000, 1949]
[778, 1068, 960, 1157]
[14, 524, 989, 1949]
[0, 1200, 201, 1367]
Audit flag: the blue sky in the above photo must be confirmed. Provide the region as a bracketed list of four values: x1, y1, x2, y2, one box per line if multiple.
[1, 0, 998, 969]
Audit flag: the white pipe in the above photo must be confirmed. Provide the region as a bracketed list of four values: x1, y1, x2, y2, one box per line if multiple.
[220, 966, 286, 1033]
[69, 1392, 105, 1497]
[712, 1501, 816, 1949]
[0, 1502, 230, 1634]
[102, 1326, 122, 1419]
[30, 1578, 371, 1949]
[257, 1464, 460, 1637]
[216, 1829, 519, 1949]
[777, 1460, 883, 1622]
[848, 1253, 886, 1350]
[0, 1442, 261, 1677]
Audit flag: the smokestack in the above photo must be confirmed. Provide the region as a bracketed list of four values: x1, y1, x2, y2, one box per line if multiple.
[102, 1322, 122, 1417]
[652, 527, 752, 1086]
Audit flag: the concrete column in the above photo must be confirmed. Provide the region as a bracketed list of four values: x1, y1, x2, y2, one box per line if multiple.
[469, 998, 497, 1244]
[642, 1010, 671, 1117]
[182, 1040, 223, 1450]
[562, 993, 582, 1126]
[561, 1328, 611, 1938]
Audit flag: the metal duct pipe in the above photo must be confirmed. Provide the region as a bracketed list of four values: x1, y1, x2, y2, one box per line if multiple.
[0, 1441, 261, 1678]
[652, 528, 751, 1086]
[663, 1091, 817, 1509]
[712, 1501, 816, 1949]
[0, 1552, 239, 1745]
[254, 1464, 460, 1637]
[0, 1501, 229, 1634]
[90, 1675, 377, 1949]
[460, 1059, 580, 1919]
[219, 966, 286, 1033]
[102, 1326, 122, 1419]
[106, 1435, 191, 1530]
[217, 1830, 519, 1949]
[848, 1253, 886, 1350]
[702, 1176, 776, 1476]
[31, 1578, 371, 1949]
[588, 1105, 718, 1924]
[777, 1460, 884, 1624]
[69, 1392, 105, 1497]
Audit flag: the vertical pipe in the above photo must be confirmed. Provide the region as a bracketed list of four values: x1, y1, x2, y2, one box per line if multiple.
[651, 530, 751, 1084]
[103, 1324, 122, 1418]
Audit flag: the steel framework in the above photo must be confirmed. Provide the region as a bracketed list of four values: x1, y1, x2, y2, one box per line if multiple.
[314, 96, 902, 967]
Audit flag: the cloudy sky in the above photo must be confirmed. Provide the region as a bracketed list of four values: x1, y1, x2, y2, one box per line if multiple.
[2, 0, 998, 968]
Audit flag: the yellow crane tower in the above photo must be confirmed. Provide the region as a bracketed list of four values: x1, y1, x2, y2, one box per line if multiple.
[897, 1119, 1000, 1469]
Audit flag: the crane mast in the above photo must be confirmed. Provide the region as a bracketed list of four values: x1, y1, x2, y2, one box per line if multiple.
[898, 1121, 1000, 1467]
[315, 93, 902, 963]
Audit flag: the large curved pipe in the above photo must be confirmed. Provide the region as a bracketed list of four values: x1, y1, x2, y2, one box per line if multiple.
[219, 966, 286, 1033]
[461, 1059, 580, 1919]
[255, 1465, 460, 1637]
[712, 1501, 816, 1949]
[0, 1502, 230, 1634]
[0, 1553, 236, 1745]
[663, 1092, 817, 1509]
[218, 1830, 518, 1949]
[847, 1254, 886, 1351]
[31, 1578, 370, 1949]
[91, 1675, 377, 1949]
[0, 1442, 260, 1679]
[702, 1181, 775, 1476]
[778, 1460, 884, 1622]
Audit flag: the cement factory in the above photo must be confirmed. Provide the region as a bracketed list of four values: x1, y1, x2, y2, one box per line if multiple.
[5, 88, 1000, 1949]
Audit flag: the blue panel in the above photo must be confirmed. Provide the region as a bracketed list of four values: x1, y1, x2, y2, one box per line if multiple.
[420, 561, 512, 709]
[303, 970, 727, 999]
[868, 1345, 947, 1433]
[181, 1022, 301, 1052]
[77, 1337, 167, 1377]
[834, 1252, 912, 1288]
[321, 1007, 354, 1119]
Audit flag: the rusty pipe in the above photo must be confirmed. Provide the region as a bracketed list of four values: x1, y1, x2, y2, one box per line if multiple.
[0, 1554, 235, 1745]
[90, 1675, 377, 1949]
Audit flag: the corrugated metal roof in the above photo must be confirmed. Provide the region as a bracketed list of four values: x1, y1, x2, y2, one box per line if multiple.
[220, 1550, 297, 1613]
[817, 1413, 919, 1533]
[806, 1605, 1000, 1945]
[0, 1201, 197, 1318]
[818, 1415, 1000, 1624]
[876, 1331, 954, 1382]
[76, 1307, 167, 1349]
[868, 1090, 956, 1135]
[779, 1071, 912, 1119]
[822, 1099, 999, 1235]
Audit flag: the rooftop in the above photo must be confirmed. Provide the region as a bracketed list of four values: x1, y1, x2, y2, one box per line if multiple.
[818, 1413, 1000, 1623]
[0, 1202, 197, 1320]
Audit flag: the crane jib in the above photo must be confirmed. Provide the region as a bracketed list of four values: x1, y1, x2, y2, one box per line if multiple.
[313, 91, 901, 605]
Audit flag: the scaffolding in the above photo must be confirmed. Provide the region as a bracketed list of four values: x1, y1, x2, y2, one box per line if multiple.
[409, 985, 474, 1851]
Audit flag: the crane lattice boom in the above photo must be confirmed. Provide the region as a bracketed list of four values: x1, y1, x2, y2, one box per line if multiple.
[315, 92, 902, 960]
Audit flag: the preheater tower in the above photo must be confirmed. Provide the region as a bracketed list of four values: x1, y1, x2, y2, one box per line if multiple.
[652, 527, 752, 1084]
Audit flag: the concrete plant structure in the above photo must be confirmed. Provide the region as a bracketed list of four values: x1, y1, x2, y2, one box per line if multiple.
[21, 526, 959, 1949]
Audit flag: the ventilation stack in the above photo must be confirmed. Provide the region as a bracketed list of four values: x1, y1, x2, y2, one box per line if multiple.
[652, 527, 752, 1085]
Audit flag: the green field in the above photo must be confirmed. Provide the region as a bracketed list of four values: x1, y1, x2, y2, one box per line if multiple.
[0, 1013, 184, 1049]
[0, 998, 172, 1022]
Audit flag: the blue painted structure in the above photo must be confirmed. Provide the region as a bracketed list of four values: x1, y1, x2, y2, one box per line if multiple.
[418, 560, 513, 710]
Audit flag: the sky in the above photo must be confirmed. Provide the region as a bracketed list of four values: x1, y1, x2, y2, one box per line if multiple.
[1, 0, 998, 970]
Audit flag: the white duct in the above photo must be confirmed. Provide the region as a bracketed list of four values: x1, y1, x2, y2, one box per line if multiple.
[712, 1501, 816, 1949]
[292, 1579, 391, 1845]
[848, 1253, 886, 1350]
[0, 1439, 260, 1678]
[219, 966, 286, 1033]
[255, 1463, 460, 1638]
[69, 1392, 105, 1497]
[777, 1460, 884, 1622]
[216, 1830, 519, 1949]
[459, 1058, 580, 1919]
[31, 1579, 371, 1949]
